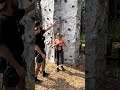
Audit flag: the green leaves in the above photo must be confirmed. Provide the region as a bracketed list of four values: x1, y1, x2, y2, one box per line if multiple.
[109, 20, 120, 39]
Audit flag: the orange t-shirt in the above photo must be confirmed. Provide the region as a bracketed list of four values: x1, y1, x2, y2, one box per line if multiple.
[54, 39, 65, 50]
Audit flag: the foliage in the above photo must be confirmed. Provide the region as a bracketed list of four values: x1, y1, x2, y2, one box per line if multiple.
[35, 0, 42, 21]
[109, 20, 120, 39]
[80, 34, 85, 43]
[35, 10, 41, 21]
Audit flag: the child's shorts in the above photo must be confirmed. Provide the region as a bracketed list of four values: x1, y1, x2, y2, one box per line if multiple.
[35, 48, 45, 63]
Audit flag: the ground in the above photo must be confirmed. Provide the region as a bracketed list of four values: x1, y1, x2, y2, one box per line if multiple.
[0, 56, 85, 90]
[1, 56, 120, 90]
[35, 59, 85, 90]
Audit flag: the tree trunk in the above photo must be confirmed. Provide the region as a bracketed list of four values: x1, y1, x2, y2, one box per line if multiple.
[85, 0, 108, 89]
[20, 0, 35, 80]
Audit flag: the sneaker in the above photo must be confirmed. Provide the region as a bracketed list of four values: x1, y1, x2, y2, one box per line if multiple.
[43, 71, 49, 77]
[57, 68, 60, 72]
[61, 66, 65, 71]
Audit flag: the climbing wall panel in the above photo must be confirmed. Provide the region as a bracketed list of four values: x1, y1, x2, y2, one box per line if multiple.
[20, 0, 35, 78]
[41, 0, 82, 64]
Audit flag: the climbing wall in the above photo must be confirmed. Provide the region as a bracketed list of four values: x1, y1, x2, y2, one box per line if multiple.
[19, 0, 35, 78]
[41, 0, 82, 64]
[41, 0, 55, 62]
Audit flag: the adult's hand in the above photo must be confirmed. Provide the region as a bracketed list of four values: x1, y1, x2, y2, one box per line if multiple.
[41, 54, 45, 59]
[0, 45, 27, 78]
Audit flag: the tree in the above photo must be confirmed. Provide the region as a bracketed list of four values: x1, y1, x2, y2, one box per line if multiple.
[35, 0, 42, 21]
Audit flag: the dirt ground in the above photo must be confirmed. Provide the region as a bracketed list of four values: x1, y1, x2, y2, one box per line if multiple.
[35, 59, 85, 90]
[0, 57, 85, 90]
[1, 57, 120, 90]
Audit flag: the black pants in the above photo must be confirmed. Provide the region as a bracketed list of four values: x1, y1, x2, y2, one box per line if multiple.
[55, 50, 64, 66]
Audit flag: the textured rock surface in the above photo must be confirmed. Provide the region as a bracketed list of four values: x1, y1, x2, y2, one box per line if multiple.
[41, 0, 55, 63]
[85, 0, 108, 89]
[19, 0, 35, 78]
[41, 0, 82, 64]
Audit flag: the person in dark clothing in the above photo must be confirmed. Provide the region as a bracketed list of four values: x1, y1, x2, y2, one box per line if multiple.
[35, 21, 58, 82]
[0, 0, 35, 90]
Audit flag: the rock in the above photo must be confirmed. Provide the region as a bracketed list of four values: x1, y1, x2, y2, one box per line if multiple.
[20, 0, 35, 79]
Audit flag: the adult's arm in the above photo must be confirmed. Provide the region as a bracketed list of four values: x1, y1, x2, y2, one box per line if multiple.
[0, 45, 26, 78]
[45, 21, 58, 32]
[52, 40, 60, 47]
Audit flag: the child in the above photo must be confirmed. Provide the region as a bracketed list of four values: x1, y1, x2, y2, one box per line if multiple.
[53, 32, 66, 72]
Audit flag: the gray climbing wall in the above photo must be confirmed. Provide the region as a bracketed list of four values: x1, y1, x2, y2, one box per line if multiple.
[19, 0, 35, 78]
[85, 0, 108, 89]
[41, 0, 55, 63]
[41, 0, 82, 64]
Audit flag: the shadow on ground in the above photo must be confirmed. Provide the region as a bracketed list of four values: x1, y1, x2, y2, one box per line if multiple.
[64, 69, 85, 78]
[35, 58, 85, 90]
[38, 78, 85, 90]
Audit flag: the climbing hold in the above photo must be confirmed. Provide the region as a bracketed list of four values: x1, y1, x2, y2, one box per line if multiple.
[44, 9, 46, 11]
[72, 5, 75, 8]
[69, 59, 73, 61]
[64, 0, 67, 2]
[68, 40, 70, 42]
[57, 28, 59, 30]
[54, 0, 57, 2]
[70, 56, 72, 58]
[65, 21, 67, 23]
[48, 32, 50, 35]
[59, 17, 61, 19]
[68, 28, 71, 31]
[49, 9, 51, 11]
